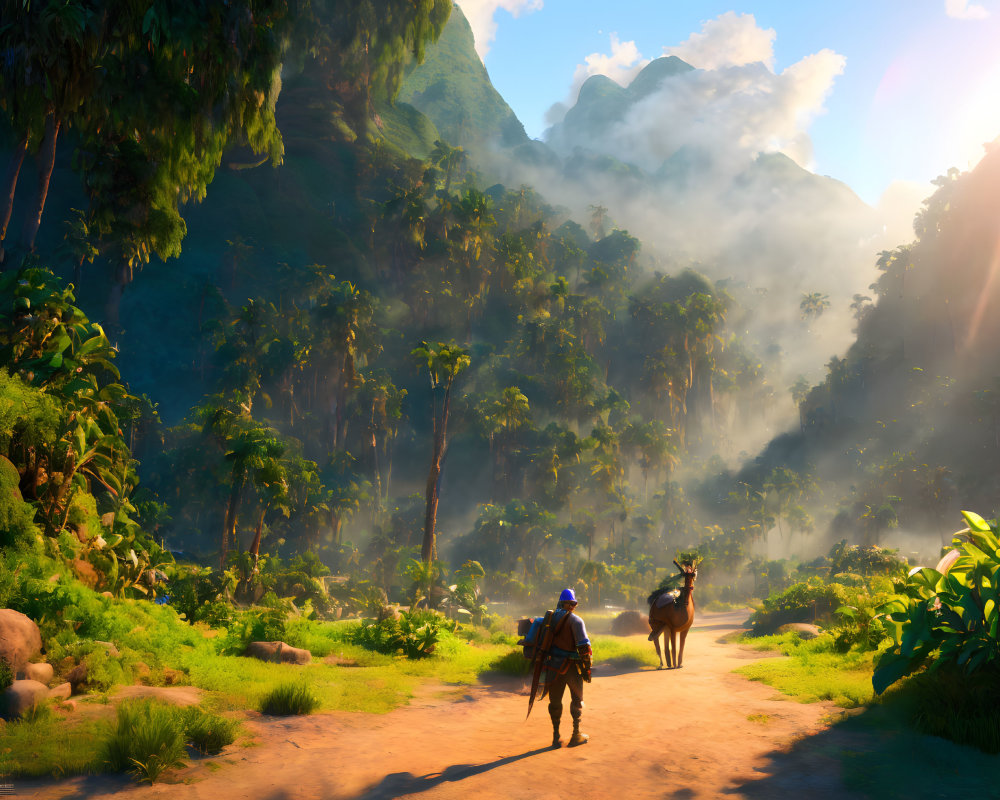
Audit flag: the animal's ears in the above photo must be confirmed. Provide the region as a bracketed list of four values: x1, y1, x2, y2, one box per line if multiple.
[673, 559, 684, 572]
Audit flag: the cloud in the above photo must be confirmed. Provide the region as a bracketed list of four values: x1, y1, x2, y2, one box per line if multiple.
[456, 0, 544, 59]
[572, 34, 649, 99]
[876, 180, 934, 246]
[546, 13, 844, 170]
[544, 33, 648, 126]
[664, 12, 776, 70]
[579, 47, 846, 173]
[945, 0, 990, 19]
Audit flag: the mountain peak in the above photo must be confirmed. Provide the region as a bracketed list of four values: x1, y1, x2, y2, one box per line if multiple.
[627, 56, 695, 100]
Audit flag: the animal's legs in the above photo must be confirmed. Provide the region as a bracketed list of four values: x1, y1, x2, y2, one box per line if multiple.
[677, 629, 688, 668]
[651, 627, 665, 668]
[668, 629, 678, 669]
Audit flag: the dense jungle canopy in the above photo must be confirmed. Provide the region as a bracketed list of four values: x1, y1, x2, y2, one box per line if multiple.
[3, 0, 1000, 615]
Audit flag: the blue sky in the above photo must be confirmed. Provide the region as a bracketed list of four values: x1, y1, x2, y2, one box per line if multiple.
[456, 0, 1000, 207]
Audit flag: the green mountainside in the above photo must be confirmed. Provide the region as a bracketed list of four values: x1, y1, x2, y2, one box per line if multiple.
[396, 5, 527, 154]
[548, 56, 695, 151]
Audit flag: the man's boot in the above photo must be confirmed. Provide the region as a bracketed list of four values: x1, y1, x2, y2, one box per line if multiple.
[549, 707, 562, 748]
[567, 714, 588, 747]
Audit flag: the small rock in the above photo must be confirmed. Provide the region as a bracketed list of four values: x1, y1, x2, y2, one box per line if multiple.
[377, 604, 402, 622]
[66, 663, 89, 693]
[100, 591, 114, 599]
[93, 640, 120, 657]
[246, 641, 312, 665]
[777, 623, 823, 639]
[56, 699, 77, 713]
[1, 679, 49, 720]
[17, 662, 54, 685]
[48, 682, 72, 700]
[71, 559, 100, 589]
[162, 668, 183, 686]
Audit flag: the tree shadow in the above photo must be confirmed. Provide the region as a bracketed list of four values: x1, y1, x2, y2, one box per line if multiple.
[354, 747, 553, 799]
[726, 705, 1000, 799]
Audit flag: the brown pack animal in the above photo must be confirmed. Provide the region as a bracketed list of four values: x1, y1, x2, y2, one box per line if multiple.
[647, 560, 697, 669]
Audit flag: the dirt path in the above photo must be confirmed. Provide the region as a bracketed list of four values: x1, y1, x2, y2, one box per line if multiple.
[18, 610, 862, 800]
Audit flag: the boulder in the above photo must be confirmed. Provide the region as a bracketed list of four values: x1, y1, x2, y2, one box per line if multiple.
[246, 641, 312, 665]
[0, 609, 43, 673]
[48, 682, 72, 700]
[611, 610, 651, 636]
[17, 662, 54, 685]
[0, 679, 48, 720]
[777, 623, 823, 640]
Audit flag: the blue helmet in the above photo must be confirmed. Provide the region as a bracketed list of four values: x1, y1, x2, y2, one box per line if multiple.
[558, 588, 577, 605]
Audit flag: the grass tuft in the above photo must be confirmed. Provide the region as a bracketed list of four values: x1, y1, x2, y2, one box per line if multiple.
[259, 682, 320, 716]
[179, 706, 239, 754]
[102, 699, 186, 784]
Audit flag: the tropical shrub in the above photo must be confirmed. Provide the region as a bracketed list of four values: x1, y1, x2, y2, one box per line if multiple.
[346, 611, 442, 658]
[217, 606, 288, 656]
[873, 510, 1000, 696]
[828, 541, 908, 577]
[259, 682, 319, 715]
[748, 579, 850, 634]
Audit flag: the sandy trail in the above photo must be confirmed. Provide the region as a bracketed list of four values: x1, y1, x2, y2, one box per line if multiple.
[18, 610, 862, 800]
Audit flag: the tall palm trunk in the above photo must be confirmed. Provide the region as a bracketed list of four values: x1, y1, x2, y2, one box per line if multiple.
[104, 258, 133, 329]
[21, 113, 61, 252]
[0, 133, 29, 264]
[421, 383, 453, 563]
[250, 503, 269, 572]
[222, 478, 243, 569]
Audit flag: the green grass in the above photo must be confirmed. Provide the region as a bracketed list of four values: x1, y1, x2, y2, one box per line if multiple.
[734, 632, 876, 708]
[102, 699, 187, 784]
[0, 705, 113, 778]
[590, 635, 661, 670]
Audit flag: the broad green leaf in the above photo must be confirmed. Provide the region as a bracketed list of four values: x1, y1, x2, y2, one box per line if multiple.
[873, 651, 916, 695]
[961, 510, 992, 533]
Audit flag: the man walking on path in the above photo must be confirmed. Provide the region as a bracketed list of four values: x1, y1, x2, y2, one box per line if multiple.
[545, 588, 592, 747]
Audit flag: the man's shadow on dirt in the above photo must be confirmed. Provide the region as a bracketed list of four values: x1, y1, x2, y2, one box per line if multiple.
[353, 746, 552, 799]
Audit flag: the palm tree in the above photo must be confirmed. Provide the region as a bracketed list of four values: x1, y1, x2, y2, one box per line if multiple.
[799, 292, 831, 321]
[205, 412, 286, 569]
[412, 341, 471, 563]
[479, 386, 531, 501]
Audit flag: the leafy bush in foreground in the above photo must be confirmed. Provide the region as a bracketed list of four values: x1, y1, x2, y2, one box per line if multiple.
[895, 665, 1000, 753]
[874, 510, 1000, 695]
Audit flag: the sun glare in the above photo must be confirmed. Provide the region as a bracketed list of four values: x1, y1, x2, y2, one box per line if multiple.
[948, 60, 1000, 172]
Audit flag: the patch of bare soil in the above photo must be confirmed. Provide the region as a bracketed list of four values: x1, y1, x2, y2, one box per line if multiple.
[16, 610, 864, 799]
